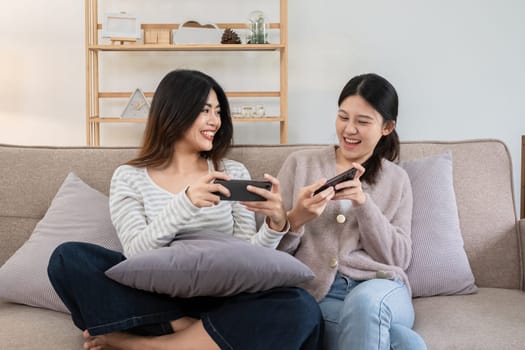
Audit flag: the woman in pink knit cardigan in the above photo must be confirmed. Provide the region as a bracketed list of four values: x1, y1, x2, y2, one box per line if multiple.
[277, 73, 427, 350]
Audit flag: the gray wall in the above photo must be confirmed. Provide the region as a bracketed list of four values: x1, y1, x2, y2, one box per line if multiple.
[0, 0, 523, 214]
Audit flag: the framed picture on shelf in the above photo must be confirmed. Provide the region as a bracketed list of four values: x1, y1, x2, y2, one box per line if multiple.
[102, 12, 141, 40]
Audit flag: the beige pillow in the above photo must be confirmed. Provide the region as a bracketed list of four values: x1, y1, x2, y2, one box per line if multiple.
[0, 173, 122, 313]
[401, 152, 477, 297]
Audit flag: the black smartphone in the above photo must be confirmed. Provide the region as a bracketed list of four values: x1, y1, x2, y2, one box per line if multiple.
[214, 179, 272, 201]
[313, 168, 357, 195]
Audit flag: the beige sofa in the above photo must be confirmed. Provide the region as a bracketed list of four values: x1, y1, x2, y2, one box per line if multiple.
[1, 139, 524, 349]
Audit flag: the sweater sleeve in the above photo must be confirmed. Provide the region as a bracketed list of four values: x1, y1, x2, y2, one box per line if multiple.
[276, 153, 304, 253]
[109, 166, 201, 257]
[352, 169, 413, 269]
[223, 160, 286, 248]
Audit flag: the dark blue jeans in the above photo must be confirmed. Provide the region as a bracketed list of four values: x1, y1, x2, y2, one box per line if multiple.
[48, 242, 323, 350]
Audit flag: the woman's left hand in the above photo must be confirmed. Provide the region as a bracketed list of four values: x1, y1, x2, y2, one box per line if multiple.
[240, 173, 288, 232]
[332, 162, 367, 205]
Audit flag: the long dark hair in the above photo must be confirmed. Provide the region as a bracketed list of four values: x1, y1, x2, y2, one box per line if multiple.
[127, 69, 233, 169]
[338, 73, 399, 185]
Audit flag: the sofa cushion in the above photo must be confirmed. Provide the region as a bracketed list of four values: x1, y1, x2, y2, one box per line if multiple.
[0, 301, 83, 349]
[0, 173, 122, 313]
[413, 288, 525, 349]
[105, 231, 315, 297]
[401, 152, 477, 297]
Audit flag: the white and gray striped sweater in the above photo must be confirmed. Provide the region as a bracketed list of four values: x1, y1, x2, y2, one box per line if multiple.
[109, 158, 285, 257]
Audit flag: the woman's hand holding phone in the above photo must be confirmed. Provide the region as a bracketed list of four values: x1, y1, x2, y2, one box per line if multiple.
[240, 174, 288, 232]
[185, 171, 231, 208]
[287, 179, 335, 232]
[313, 167, 357, 195]
[288, 163, 366, 231]
[330, 163, 366, 205]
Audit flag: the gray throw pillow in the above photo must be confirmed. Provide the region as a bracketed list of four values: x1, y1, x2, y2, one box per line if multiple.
[0, 173, 122, 313]
[401, 151, 478, 297]
[105, 231, 315, 297]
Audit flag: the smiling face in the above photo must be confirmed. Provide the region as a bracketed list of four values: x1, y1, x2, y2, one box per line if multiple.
[179, 89, 222, 153]
[336, 95, 395, 165]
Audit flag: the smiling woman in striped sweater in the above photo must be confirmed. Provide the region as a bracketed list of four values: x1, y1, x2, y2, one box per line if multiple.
[47, 69, 323, 350]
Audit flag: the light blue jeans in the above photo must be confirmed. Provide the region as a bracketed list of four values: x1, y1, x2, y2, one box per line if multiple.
[319, 274, 427, 350]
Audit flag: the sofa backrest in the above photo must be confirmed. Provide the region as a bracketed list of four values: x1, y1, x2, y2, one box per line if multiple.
[0, 140, 521, 289]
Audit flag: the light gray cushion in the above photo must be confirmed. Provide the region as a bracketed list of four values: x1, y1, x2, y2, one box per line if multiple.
[105, 231, 315, 297]
[401, 151, 477, 297]
[0, 173, 122, 313]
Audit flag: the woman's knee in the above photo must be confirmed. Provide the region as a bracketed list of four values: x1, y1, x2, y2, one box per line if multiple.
[343, 279, 414, 328]
[48, 242, 85, 278]
[48, 242, 122, 281]
[342, 280, 402, 319]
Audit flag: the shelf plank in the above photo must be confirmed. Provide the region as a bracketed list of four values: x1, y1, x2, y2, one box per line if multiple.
[228, 91, 280, 98]
[89, 44, 284, 51]
[96, 23, 281, 30]
[97, 91, 281, 98]
[90, 117, 285, 123]
[91, 118, 147, 123]
[233, 117, 285, 122]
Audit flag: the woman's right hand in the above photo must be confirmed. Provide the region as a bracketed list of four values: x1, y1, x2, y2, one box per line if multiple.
[185, 171, 231, 208]
[287, 179, 335, 232]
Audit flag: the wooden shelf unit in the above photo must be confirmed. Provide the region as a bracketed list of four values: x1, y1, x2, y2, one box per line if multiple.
[85, 0, 288, 146]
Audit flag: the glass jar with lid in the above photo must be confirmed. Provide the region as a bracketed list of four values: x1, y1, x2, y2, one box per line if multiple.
[246, 10, 269, 44]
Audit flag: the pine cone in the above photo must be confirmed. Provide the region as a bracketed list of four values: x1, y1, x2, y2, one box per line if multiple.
[221, 28, 241, 44]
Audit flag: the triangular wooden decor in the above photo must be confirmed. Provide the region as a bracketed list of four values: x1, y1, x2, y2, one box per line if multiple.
[121, 88, 150, 118]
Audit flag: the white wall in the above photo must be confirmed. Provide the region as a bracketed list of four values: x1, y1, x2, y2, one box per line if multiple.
[1, 0, 524, 214]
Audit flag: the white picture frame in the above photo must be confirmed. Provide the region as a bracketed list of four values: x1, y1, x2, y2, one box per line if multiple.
[102, 12, 141, 39]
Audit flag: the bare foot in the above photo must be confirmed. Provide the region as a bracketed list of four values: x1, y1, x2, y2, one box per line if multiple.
[170, 316, 199, 332]
[82, 320, 219, 350]
[83, 329, 150, 350]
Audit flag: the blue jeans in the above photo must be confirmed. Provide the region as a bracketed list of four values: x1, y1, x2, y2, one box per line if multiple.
[319, 274, 426, 350]
[48, 242, 324, 350]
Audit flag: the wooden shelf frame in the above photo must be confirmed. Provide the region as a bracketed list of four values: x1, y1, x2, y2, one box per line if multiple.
[520, 135, 525, 219]
[85, 0, 288, 146]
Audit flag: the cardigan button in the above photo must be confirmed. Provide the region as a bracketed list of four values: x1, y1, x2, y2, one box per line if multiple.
[336, 214, 346, 224]
[376, 270, 394, 279]
[329, 257, 338, 268]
